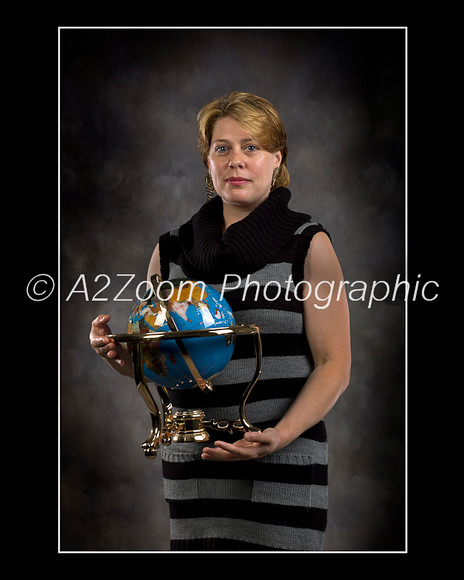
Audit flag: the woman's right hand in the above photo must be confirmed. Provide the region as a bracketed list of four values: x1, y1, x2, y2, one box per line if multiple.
[89, 314, 131, 371]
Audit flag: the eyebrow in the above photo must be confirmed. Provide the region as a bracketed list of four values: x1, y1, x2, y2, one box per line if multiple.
[211, 137, 254, 145]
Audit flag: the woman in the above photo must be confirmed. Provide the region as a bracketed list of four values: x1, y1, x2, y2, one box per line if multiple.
[90, 92, 351, 551]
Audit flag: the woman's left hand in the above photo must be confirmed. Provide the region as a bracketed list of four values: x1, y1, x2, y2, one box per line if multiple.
[201, 428, 282, 461]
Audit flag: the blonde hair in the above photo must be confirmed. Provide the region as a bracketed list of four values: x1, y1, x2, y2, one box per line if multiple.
[197, 92, 290, 190]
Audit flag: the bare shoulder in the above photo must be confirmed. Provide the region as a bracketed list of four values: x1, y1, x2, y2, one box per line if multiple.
[304, 231, 344, 282]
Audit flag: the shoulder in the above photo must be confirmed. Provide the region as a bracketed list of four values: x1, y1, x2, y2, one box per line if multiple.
[293, 219, 331, 241]
[304, 231, 344, 283]
[290, 219, 331, 284]
[306, 230, 333, 254]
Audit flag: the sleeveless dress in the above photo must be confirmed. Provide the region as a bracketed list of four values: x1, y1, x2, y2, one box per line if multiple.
[158, 187, 330, 551]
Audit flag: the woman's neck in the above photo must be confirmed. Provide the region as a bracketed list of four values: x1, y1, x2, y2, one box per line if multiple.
[221, 196, 269, 231]
[222, 205, 252, 231]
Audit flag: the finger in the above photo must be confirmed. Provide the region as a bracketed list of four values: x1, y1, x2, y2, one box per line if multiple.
[91, 337, 117, 357]
[91, 314, 111, 336]
[201, 446, 240, 461]
[105, 345, 126, 365]
[90, 336, 110, 348]
[90, 338, 115, 356]
[105, 344, 119, 358]
[213, 440, 254, 454]
[210, 440, 259, 460]
[244, 430, 271, 444]
[91, 314, 109, 327]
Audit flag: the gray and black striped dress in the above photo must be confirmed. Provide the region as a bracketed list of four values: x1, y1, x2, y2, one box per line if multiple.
[158, 187, 330, 551]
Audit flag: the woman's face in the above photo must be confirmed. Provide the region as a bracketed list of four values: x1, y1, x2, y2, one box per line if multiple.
[207, 117, 282, 211]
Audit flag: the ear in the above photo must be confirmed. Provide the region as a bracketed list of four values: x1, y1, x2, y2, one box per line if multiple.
[274, 151, 282, 167]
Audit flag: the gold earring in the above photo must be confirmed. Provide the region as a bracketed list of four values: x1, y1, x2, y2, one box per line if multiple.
[205, 169, 215, 201]
[271, 167, 279, 190]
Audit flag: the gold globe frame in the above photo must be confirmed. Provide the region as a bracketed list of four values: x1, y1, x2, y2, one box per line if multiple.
[107, 276, 262, 458]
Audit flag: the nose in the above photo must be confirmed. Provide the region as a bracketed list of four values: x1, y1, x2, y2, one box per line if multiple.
[228, 151, 244, 167]
[229, 159, 243, 168]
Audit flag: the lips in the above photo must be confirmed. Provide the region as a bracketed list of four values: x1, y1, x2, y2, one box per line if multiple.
[226, 177, 251, 185]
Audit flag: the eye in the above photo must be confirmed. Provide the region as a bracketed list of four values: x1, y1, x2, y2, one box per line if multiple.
[245, 144, 259, 152]
[214, 146, 228, 153]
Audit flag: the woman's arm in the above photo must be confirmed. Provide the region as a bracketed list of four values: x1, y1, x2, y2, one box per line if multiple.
[273, 232, 351, 446]
[201, 232, 351, 461]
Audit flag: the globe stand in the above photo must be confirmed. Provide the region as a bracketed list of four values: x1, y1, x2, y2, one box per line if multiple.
[107, 324, 263, 458]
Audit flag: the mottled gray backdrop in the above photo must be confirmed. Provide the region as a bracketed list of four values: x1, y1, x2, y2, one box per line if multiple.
[60, 28, 405, 551]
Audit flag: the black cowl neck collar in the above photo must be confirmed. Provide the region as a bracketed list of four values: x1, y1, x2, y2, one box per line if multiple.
[176, 187, 311, 282]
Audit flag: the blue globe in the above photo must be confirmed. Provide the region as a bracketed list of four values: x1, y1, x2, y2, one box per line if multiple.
[127, 278, 236, 390]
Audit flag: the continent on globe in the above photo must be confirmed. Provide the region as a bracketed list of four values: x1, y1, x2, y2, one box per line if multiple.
[126, 278, 236, 390]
